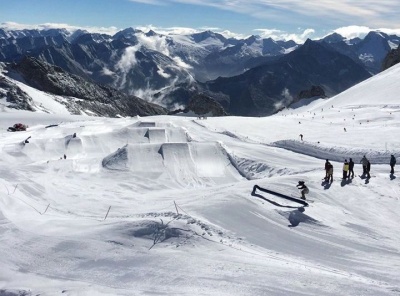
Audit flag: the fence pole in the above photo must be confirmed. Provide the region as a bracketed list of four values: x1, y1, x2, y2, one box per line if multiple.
[174, 201, 179, 215]
[103, 206, 111, 221]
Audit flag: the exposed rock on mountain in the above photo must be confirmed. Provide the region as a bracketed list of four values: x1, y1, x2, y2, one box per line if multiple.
[5, 56, 167, 116]
[297, 85, 326, 100]
[382, 45, 400, 71]
[203, 39, 371, 116]
[1, 26, 399, 117]
[320, 31, 400, 74]
[0, 75, 34, 110]
[185, 93, 228, 116]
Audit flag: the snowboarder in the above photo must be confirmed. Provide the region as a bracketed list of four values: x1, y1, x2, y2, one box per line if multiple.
[299, 134, 303, 141]
[360, 155, 368, 175]
[296, 181, 309, 200]
[64, 154, 67, 159]
[72, 133, 77, 138]
[342, 160, 349, 179]
[348, 158, 355, 179]
[390, 155, 396, 174]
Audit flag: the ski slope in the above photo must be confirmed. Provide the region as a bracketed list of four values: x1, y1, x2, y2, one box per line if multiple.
[0, 64, 400, 295]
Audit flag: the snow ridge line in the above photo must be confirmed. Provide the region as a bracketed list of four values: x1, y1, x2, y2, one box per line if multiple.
[216, 141, 251, 180]
[272, 139, 397, 164]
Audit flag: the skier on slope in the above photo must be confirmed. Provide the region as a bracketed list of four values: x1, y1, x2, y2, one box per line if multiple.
[296, 181, 309, 200]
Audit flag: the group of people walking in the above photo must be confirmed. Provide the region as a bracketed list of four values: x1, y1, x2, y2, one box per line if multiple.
[324, 154, 396, 182]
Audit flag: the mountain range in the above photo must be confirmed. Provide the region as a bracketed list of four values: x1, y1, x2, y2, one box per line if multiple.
[0, 26, 399, 116]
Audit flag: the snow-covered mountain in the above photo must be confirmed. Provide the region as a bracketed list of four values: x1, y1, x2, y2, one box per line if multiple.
[320, 31, 400, 73]
[0, 26, 297, 103]
[0, 60, 399, 296]
[1, 25, 399, 116]
[0, 57, 167, 117]
[201, 39, 371, 116]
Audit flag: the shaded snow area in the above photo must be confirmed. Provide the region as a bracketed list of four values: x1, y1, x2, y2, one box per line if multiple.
[0, 65, 400, 295]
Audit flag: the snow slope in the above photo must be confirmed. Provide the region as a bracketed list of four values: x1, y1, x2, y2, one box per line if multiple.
[0, 65, 400, 295]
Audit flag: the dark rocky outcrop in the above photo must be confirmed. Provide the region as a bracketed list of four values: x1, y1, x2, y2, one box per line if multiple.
[382, 45, 400, 71]
[186, 93, 228, 116]
[0, 76, 34, 110]
[297, 85, 326, 100]
[203, 39, 371, 116]
[6, 56, 167, 116]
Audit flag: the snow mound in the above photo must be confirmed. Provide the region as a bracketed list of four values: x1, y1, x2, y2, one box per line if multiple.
[134, 121, 174, 127]
[119, 126, 190, 143]
[102, 142, 244, 186]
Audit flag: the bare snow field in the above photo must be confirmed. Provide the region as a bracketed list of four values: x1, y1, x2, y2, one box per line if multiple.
[0, 65, 400, 295]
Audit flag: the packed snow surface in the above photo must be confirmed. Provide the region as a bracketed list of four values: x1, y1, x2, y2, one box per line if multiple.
[0, 65, 400, 295]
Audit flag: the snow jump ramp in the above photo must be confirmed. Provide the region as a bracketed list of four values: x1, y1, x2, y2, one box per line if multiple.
[102, 142, 244, 185]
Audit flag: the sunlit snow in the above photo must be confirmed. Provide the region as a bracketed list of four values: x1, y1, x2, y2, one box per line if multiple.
[0, 64, 400, 295]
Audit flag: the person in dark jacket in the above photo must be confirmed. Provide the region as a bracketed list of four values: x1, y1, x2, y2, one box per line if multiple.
[326, 162, 333, 183]
[348, 158, 355, 179]
[366, 160, 371, 179]
[360, 155, 368, 175]
[390, 155, 396, 174]
[324, 159, 330, 180]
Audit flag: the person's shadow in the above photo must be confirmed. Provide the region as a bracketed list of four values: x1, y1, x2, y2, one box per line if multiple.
[287, 207, 319, 227]
[321, 180, 331, 190]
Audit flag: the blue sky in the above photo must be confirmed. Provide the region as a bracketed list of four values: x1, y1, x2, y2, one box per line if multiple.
[1, 0, 400, 41]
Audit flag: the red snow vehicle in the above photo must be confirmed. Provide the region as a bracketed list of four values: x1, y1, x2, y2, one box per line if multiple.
[7, 123, 28, 132]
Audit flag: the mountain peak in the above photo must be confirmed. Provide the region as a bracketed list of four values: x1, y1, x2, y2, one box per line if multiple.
[322, 32, 345, 43]
[113, 27, 142, 39]
[191, 30, 226, 43]
[145, 30, 158, 37]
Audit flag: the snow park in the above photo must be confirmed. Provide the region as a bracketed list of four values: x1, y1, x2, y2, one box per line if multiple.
[1, 63, 400, 295]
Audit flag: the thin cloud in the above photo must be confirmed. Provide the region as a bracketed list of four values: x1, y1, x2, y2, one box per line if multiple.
[0, 22, 119, 35]
[128, 0, 400, 28]
[136, 25, 199, 35]
[135, 24, 245, 39]
[254, 28, 316, 43]
[128, 0, 164, 4]
[328, 25, 400, 39]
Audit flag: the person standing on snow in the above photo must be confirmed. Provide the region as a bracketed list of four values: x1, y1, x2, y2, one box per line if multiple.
[342, 160, 349, 180]
[390, 155, 396, 174]
[366, 160, 371, 179]
[360, 155, 368, 175]
[326, 162, 334, 183]
[348, 158, 355, 179]
[324, 159, 330, 180]
[296, 181, 309, 200]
